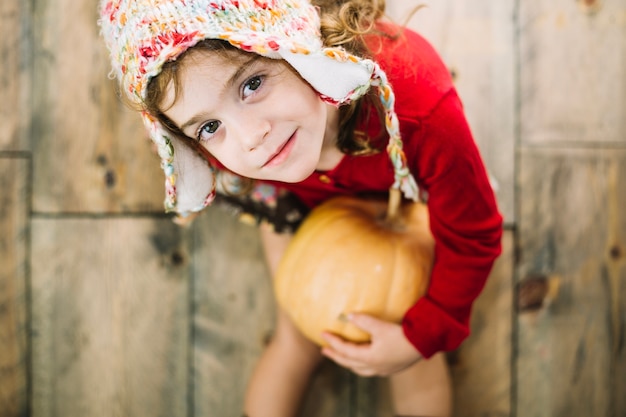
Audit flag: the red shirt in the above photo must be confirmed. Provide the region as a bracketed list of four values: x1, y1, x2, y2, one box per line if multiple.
[266, 25, 503, 358]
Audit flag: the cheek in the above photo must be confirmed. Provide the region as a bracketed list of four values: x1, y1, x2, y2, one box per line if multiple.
[202, 141, 239, 171]
[297, 93, 327, 131]
[218, 149, 244, 172]
[285, 76, 325, 116]
[304, 89, 325, 114]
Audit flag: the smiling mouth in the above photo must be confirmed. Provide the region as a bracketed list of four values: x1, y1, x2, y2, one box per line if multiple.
[263, 132, 296, 168]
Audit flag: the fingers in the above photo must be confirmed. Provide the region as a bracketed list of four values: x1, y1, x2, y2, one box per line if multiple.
[320, 331, 364, 363]
[320, 332, 377, 376]
[321, 313, 380, 363]
[320, 314, 421, 377]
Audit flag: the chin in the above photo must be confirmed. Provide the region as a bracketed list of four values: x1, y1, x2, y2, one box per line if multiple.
[274, 171, 314, 184]
[273, 163, 317, 184]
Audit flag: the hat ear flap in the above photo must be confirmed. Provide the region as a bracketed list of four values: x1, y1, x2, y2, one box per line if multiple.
[142, 112, 216, 214]
[279, 48, 373, 104]
[168, 135, 216, 213]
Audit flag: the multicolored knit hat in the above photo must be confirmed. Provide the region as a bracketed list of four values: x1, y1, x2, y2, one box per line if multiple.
[99, 0, 418, 215]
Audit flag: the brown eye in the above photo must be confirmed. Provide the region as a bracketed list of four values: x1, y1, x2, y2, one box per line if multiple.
[242, 75, 263, 98]
[198, 120, 221, 141]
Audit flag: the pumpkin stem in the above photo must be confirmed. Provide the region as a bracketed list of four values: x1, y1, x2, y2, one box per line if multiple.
[385, 188, 402, 224]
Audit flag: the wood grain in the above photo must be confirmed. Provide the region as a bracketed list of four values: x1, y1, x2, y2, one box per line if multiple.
[0, 0, 29, 150]
[0, 158, 29, 417]
[31, 218, 190, 417]
[519, 0, 626, 145]
[450, 231, 513, 417]
[516, 147, 626, 417]
[31, 0, 163, 213]
[191, 206, 275, 416]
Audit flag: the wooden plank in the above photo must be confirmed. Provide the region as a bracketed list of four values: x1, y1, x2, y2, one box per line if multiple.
[191, 207, 275, 416]
[450, 230, 512, 417]
[0, 158, 29, 416]
[0, 0, 29, 150]
[519, 0, 626, 145]
[31, 217, 190, 417]
[386, 0, 516, 224]
[31, 0, 163, 213]
[354, 375, 393, 417]
[301, 362, 353, 417]
[516, 147, 626, 417]
[191, 206, 352, 417]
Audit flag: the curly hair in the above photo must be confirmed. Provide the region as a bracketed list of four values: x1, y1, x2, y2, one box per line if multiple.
[314, 0, 385, 51]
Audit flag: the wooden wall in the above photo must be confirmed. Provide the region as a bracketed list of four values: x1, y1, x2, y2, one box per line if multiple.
[0, 0, 623, 416]
[515, 0, 626, 414]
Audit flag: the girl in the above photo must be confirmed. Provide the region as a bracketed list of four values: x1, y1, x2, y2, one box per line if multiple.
[99, 1, 503, 416]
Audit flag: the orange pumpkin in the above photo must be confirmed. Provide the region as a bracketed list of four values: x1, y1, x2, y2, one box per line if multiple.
[274, 191, 435, 346]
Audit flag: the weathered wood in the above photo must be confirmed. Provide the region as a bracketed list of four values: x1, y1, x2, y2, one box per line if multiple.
[31, 218, 190, 417]
[0, 158, 29, 417]
[354, 375, 393, 417]
[450, 230, 512, 417]
[386, 0, 516, 224]
[516, 148, 626, 417]
[191, 206, 353, 417]
[301, 362, 353, 417]
[0, 0, 30, 150]
[191, 207, 275, 416]
[0, 4, 31, 414]
[31, 0, 163, 213]
[517, 3, 626, 416]
[519, 0, 626, 145]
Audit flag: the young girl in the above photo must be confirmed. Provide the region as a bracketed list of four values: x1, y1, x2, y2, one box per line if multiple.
[99, 1, 503, 416]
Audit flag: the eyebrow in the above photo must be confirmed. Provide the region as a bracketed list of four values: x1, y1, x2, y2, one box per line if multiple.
[179, 54, 263, 134]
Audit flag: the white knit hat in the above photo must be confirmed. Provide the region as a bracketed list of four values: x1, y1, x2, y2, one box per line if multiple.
[99, 0, 418, 215]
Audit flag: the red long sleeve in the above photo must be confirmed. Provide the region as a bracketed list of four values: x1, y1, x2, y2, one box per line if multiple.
[400, 89, 502, 358]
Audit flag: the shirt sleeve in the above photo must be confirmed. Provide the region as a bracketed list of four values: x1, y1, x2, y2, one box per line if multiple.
[401, 89, 503, 359]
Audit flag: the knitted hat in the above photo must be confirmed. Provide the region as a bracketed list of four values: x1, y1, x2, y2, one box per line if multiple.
[99, 0, 418, 215]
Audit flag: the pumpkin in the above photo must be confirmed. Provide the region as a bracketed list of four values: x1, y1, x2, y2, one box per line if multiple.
[274, 189, 435, 346]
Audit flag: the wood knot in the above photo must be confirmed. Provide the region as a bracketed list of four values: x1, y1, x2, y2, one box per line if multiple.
[609, 245, 622, 260]
[96, 154, 108, 166]
[104, 169, 116, 188]
[517, 275, 548, 312]
[517, 274, 561, 312]
[170, 251, 185, 266]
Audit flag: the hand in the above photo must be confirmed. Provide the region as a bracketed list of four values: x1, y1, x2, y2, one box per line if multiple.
[320, 313, 422, 377]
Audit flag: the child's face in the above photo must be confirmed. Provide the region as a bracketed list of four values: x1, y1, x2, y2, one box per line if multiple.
[162, 50, 337, 183]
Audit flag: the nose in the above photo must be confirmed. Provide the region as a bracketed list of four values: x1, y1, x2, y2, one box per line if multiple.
[237, 117, 271, 152]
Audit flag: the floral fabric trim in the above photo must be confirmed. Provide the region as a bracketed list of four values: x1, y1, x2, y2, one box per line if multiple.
[214, 183, 309, 234]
